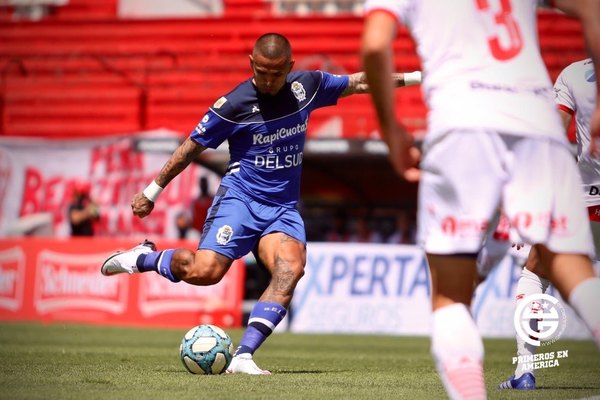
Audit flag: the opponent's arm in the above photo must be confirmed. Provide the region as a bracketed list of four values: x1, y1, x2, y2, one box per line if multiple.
[361, 10, 420, 181]
[132, 137, 207, 218]
[340, 70, 422, 97]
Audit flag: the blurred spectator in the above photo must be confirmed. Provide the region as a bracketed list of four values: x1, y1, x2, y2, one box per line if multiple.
[348, 214, 383, 243]
[8, 0, 68, 21]
[118, 0, 223, 18]
[324, 210, 350, 241]
[68, 180, 100, 236]
[386, 211, 416, 244]
[191, 177, 213, 233]
[175, 210, 200, 240]
[273, 0, 362, 16]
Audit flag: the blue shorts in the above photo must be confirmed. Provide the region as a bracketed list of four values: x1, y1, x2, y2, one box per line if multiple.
[198, 186, 306, 260]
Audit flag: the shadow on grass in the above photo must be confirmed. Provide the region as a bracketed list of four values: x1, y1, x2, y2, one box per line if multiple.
[494, 385, 600, 392]
[170, 369, 340, 375]
[275, 369, 349, 374]
[535, 385, 600, 390]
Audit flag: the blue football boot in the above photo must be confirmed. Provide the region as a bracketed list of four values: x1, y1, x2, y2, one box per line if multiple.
[498, 372, 536, 390]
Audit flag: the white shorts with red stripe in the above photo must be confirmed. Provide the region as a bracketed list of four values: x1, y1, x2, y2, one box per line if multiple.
[417, 130, 594, 257]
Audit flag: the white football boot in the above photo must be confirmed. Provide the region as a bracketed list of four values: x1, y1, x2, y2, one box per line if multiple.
[101, 240, 156, 276]
[226, 353, 271, 375]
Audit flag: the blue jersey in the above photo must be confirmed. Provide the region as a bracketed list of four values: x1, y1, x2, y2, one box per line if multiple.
[190, 70, 349, 207]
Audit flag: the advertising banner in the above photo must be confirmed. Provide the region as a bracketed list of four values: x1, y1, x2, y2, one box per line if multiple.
[0, 129, 216, 239]
[290, 243, 596, 340]
[291, 243, 431, 335]
[0, 238, 245, 328]
[1, 238, 595, 338]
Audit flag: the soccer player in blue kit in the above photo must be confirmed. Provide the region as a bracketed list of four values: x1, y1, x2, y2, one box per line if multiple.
[101, 33, 422, 374]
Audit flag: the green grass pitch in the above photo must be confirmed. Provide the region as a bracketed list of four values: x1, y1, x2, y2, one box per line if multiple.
[0, 322, 598, 399]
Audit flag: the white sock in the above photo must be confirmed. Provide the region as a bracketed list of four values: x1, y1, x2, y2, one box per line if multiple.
[568, 277, 600, 348]
[514, 268, 549, 378]
[431, 303, 486, 400]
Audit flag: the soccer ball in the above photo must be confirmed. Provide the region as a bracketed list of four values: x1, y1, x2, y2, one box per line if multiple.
[179, 324, 234, 375]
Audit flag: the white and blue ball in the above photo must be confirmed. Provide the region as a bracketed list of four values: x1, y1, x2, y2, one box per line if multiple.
[179, 324, 234, 375]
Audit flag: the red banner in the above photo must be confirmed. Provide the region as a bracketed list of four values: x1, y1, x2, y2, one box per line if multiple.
[0, 238, 245, 328]
[0, 130, 221, 239]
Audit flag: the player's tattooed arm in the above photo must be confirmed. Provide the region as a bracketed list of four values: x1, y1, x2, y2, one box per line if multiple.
[341, 72, 370, 96]
[340, 71, 422, 97]
[155, 137, 207, 187]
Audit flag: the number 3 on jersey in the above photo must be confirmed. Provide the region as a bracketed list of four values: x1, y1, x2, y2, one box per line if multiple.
[476, 0, 523, 61]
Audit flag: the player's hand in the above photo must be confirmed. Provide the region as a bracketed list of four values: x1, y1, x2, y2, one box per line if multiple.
[590, 106, 600, 158]
[131, 192, 154, 218]
[383, 122, 421, 182]
[404, 146, 421, 182]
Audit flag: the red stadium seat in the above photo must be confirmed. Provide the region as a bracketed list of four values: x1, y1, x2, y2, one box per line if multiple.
[0, 5, 586, 139]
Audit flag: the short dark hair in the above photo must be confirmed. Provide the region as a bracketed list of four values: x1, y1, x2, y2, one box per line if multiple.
[253, 33, 292, 60]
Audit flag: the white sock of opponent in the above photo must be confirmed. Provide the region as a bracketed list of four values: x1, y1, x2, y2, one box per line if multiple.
[514, 268, 549, 378]
[431, 303, 485, 400]
[568, 277, 600, 347]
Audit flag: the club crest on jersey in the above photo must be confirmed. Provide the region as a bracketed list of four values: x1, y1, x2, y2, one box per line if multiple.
[213, 96, 227, 109]
[291, 81, 306, 102]
[216, 225, 233, 245]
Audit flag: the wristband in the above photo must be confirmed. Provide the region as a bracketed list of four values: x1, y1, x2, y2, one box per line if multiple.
[143, 181, 163, 202]
[404, 71, 422, 86]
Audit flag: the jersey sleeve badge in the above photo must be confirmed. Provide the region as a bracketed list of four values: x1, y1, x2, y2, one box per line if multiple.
[213, 96, 228, 109]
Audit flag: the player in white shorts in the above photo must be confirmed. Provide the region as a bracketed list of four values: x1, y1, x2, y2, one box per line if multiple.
[361, 1, 600, 399]
[497, 58, 600, 390]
